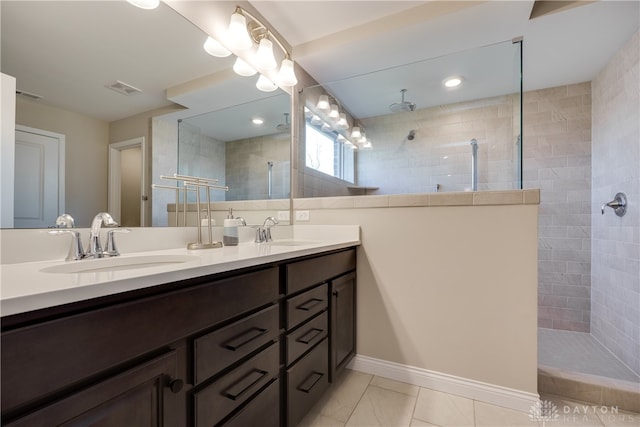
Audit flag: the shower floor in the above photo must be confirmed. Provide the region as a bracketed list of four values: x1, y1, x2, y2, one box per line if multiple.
[538, 327, 639, 382]
[538, 328, 640, 412]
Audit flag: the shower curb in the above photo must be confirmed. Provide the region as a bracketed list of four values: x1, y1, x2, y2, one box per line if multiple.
[538, 365, 640, 412]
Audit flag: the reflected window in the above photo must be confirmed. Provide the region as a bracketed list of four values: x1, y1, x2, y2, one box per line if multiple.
[305, 123, 354, 183]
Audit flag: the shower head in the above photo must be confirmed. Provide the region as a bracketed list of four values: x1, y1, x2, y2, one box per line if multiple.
[389, 89, 416, 113]
[276, 113, 290, 132]
[407, 130, 416, 140]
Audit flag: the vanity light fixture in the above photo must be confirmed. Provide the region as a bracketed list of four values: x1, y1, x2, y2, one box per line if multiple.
[225, 6, 298, 88]
[329, 104, 340, 119]
[317, 95, 330, 111]
[126, 0, 159, 9]
[444, 76, 463, 88]
[350, 126, 362, 139]
[204, 36, 232, 58]
[337, 113, 349, 129]
[233, 57, 257, 76]
[256, 74, 278, 92]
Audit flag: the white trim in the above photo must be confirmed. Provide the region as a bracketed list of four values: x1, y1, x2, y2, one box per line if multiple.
[108, 137, 146, 226]
[347, 354, 540, 413]
[15, 124, 66, 217]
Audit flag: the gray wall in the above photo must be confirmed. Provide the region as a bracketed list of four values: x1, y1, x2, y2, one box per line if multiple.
[591, 30, 640, 375]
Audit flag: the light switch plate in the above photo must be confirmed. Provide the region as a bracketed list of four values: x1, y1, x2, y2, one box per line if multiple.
[277, 210, 290, 221]
[295, 210, 310, 221]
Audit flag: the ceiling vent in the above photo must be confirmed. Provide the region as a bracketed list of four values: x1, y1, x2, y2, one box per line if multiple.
[105, 80, 142, 96]
[16, 90, 43, 100]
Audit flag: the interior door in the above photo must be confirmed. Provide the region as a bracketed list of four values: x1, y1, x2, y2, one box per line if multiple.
[14, 128, 64, 228]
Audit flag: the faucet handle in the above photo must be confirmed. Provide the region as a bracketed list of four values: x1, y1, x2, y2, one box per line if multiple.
[105, 228, 131, 257]
[54, 214, 76, 228]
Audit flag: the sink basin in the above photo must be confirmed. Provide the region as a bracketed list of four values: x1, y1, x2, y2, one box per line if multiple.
[266, 241, 318, 247]
[40, 254, 199, 274]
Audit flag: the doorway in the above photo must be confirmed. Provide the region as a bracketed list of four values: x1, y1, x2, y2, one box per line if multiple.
[108, 137, 146, 227]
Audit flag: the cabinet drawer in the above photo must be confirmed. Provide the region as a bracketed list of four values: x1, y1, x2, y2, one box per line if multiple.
[286, 284, 327, 330]
[286, 338, 329, 427]
[286, 311, 328, 365]
[1, 267, 279, 414]
[221, 379, 280, 427]
[286, 249, 356, 294]
[194, 305, 279, 385]
[194, 343, 279, 427]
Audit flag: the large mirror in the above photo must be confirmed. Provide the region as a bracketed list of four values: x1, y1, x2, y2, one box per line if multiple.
[1, 1, 291, 228]
[298, 39, 522, 198]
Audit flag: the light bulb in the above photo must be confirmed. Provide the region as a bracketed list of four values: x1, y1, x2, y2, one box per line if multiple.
[277, 58, 298, 86]
[126, 0, 159, 9]
[256, 74, 278, 92]
[233, 57, 257, 76]
[227, 10, 253, 50]
[203, 36, 231, 58]
[256, 38, 277, 70]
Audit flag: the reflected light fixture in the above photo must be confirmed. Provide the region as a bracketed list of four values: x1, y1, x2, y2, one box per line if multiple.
[329, 104, 339, 119]
[233, 57, 257, 76]
[204, 36, 231, 58]
[126, 0, 159, 9]
[256, 74, 278, 92]
[317, 95, 329, 111]
[350, 126, 362, 139]
[337, 113, 348, 129]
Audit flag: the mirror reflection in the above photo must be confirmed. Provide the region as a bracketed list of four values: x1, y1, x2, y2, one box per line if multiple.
[1, 1, 291, 229]
[298, 39, 522, 198]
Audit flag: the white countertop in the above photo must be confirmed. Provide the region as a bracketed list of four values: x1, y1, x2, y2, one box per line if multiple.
[0, 226, 360, 317]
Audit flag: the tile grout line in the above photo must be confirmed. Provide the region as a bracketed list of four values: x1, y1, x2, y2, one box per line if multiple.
[342, 374, 375, 426]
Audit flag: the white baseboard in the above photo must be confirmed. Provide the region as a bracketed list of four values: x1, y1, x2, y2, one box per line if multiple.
[347, 354, 540, 413]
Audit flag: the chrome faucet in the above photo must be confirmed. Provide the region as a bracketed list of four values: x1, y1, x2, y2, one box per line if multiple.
[255, 216, 279, 243]
[88, 212, 118, 258]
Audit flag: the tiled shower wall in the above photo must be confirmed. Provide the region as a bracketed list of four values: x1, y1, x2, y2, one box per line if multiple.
[522, 83, 593, 332]
[591, 31, 639, 375]
[358, 94, 520, 193]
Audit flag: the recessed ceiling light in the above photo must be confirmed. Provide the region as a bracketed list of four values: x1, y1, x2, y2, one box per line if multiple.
[252, 118, 264, 125]
[444, 76, 463, 88]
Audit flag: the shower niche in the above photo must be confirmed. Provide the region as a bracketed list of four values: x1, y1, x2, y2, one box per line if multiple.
[297, 39, 523, 198]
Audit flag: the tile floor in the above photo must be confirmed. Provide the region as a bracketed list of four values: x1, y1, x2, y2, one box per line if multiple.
[298, 369, 640, 427]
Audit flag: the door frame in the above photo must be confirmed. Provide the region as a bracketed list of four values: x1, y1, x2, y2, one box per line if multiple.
[108, 137, 146, 227]
[15, 124, 66, 222]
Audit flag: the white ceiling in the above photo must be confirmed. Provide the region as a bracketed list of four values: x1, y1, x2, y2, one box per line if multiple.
[2, 1, 638, 138]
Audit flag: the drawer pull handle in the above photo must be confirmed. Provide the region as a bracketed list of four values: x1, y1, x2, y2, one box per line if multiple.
[223, 327, 268, 351]
[222, 369, 268, 401]
[298, 371, 324, 394]
[297, 328, 324, 345]
[297, 298, 323, 311]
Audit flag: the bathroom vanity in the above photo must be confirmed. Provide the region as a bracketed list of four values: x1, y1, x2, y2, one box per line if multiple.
[0, 235, 358, 427]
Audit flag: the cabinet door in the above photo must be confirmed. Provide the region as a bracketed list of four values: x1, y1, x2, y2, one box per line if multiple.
[331, 272, 356, 381]
[5, 351, 181, 427]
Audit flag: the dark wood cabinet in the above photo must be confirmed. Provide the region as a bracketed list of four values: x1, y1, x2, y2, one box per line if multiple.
[1, 247, 357, 427]
[331, 272, 356, 381]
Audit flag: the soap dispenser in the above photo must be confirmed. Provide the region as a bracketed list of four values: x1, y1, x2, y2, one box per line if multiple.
[223, 208, 239, 246]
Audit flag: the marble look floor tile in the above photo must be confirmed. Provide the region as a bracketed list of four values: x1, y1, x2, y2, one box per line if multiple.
[413, 388, 475, 427]
[345, 385, 417, 427]
[370, 376, 420, 397]
[474, 401, 540, 426]
[298, 411, 346, 427]
[310, 369, 373, 423]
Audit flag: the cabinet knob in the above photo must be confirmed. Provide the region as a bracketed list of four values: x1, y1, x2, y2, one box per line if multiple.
[166, 377, 184, 393]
